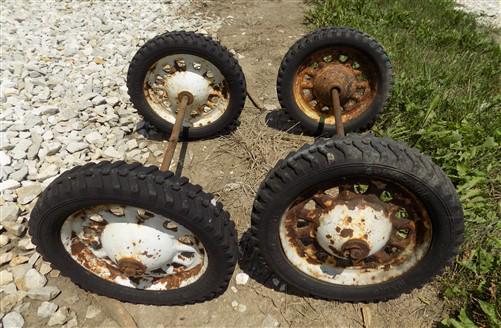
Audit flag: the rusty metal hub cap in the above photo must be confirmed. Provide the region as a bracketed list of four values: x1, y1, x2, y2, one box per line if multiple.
[144, 54, 229, 127]
[61, 205, 207, 290]
[279, 179, 432, 285]
[293, 48, 375, 125]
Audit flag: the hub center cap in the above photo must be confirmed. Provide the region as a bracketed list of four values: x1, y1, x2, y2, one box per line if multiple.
[316, 201, 393, 259]
[313, 63, 357, 104]
[166, 71, 211, 112]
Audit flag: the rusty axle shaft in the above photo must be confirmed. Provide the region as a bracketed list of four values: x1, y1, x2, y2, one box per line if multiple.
[331, 88, 345, 137]
[160, 91, 194, 172]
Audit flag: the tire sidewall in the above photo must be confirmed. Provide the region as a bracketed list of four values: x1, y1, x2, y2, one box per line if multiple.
[257, 162, 454, 301]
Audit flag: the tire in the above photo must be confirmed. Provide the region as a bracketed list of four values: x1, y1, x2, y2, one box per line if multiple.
[127, 31, 246, 140]
[277, 27, 393, 136]
[251, 134, 463, 302]
[29, 161, 238, 305]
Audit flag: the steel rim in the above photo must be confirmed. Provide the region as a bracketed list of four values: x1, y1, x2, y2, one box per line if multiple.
[292, 47, 378, 125]
[279, 178, 432, 286]
[143, 54, 230, 128]
[61, 205, 207, 290]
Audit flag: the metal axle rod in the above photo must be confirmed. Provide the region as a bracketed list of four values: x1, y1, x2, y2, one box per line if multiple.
[160, 91, 193, 172]
[331, 88, 345, 137]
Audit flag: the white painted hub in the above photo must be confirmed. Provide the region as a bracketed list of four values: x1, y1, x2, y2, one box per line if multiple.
[317, 204, 393, 257]
[61, 205, 207, 290]
[100, 221, 197, 271]
[165, 71, 211, 112]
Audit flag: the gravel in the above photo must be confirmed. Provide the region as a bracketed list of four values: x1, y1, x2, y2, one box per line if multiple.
[1, 0, 222, 326]
[456, 0, 501, 27]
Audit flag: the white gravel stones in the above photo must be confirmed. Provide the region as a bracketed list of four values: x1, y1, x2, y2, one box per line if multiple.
[0, 180, 21, 192]
[66, 142, 88, 154]
[0, 203, 19, 222]
[0, 270, 14, 285]
[37, 301, 59, 318]
[15, 183, 42, 205]
[48, 306, 70, 326]
[236, 272, 250, 285]
[0, 151, 11, 165]
[18, 268, 47, 291]
[2, 311, 25, 328]
[0, 252, 13, 266]
[27, 286, 61, 301]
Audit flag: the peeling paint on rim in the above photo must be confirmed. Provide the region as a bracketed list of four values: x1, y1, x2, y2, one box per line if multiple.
[60, 205, 207, 290]
[279, 182, 432, 286]
[143, 54, 230, 128]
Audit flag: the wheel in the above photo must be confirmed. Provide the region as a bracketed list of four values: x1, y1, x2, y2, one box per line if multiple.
[29, 161, 237, 305]
[127, 31, 246, 140]
[277, 27, 393, 136]
[251, 135, 463, 301]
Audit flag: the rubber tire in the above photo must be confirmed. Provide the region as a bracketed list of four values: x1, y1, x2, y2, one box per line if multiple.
[127, 31, 246, 140]
[29, 161, 238, 305]
[277, 27, 393, 136]
[251, 134, 463, 302]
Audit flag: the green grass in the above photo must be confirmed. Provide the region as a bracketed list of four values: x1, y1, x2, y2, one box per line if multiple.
[305, 0, 500, 326]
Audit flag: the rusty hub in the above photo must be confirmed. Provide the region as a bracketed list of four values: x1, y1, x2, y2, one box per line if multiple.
[293, 47, 376, 125]
[341, 239, 370, 260]
[312, 63, 357, 104]
[279, 178, 432, 285]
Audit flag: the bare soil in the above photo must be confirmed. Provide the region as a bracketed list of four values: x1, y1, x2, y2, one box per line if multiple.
[30, 1, 449, 327]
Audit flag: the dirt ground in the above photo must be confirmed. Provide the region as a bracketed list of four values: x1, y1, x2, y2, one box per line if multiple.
[35, 1, 450, 327]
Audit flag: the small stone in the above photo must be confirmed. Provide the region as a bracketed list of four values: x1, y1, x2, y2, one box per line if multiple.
[126, 139, 138, 150]
[0, 292, 25, 314]
[16, 182, 42, 204]
[9, 166, 28, 182]
[223, 182, 240, 192]
[64, 295, 79, 305]
[37, 301, 59, 318]
[0, 252, 13, 265]
[0, 203, 19, 222]
[231, 286, 238, 293]
[35, 105, 59, 115]
[0, 151, 11, 165]
[27, 286, 61, 301]
[63, 317, 78, 328]
[39, 262, 52, 275]
[45, 142, 61, 155]
[0, 180, 21, 192]
[11, 139, 32, 160]
[231, 300, 238, 308]
[238, 304, 247, 313]
[9, 255, 29, 266]
[85, 305, 101, 319]
[48, 306, 69, 326]
[102, 146, 122, 159]
[91, 95, 106, 106]
[3, 222, 26, 237]
[236, 272, 249, 285]
[85, 131, 102, 144]
[107, 96, 120, 106]
[262, 314, 280, 328]
[0, 234, 10, 246]
[2, 311, 25, 328]
[0, 270, 14, 285]
[19, 268, 47, 290]
[17, 238, 36, 250]
[66, 142, 88, 154]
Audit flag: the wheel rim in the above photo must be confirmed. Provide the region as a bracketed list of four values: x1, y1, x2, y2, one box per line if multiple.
[279, 178, 432, 285]
[61, 205, 207, 290]
[292, 47, 378, 125]
[143, 54, 230, 128]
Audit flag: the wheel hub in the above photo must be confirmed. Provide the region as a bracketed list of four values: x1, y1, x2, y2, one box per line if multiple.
[312, 63, 357, 104]
[165, 71, 211, 112]
[316, 198, 393, 260]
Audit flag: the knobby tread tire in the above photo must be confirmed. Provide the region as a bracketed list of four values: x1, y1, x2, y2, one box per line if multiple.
[277, 27, 393, 136]
[29, 161, 238, 305]
[127, 31, 246, 140]
[251, 134, 463, 302]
